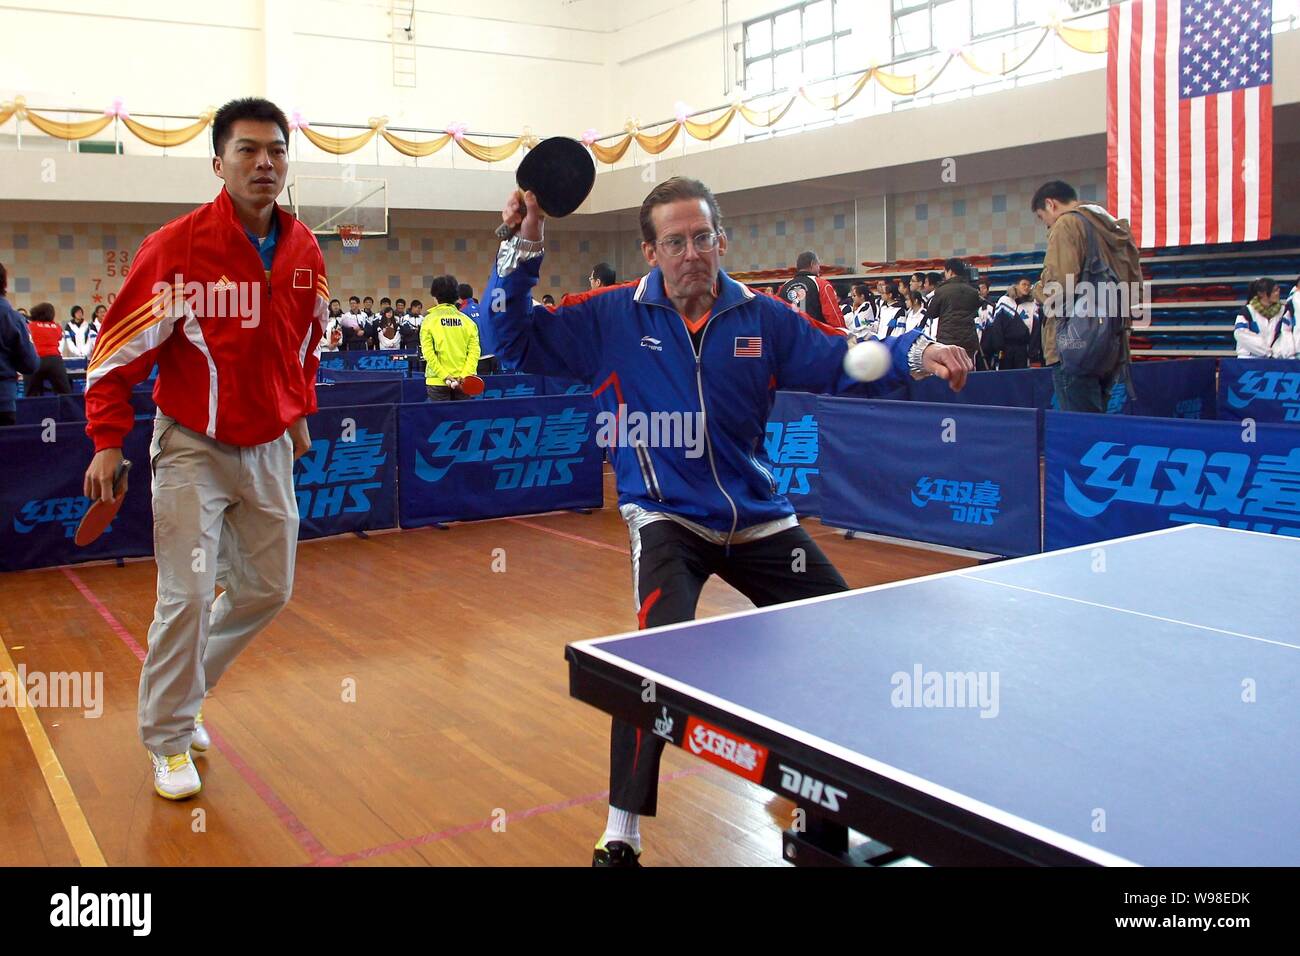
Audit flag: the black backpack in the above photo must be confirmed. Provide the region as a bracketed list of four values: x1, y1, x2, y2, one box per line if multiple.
[1056, 211, 1128, 378]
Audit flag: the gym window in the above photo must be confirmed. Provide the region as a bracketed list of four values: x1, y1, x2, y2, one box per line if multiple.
[742, 0, 853, 94]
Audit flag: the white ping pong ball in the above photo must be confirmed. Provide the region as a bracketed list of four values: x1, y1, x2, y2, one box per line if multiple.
[844, 339, 891, 382]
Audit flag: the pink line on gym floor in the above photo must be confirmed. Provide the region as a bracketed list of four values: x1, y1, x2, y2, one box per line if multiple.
[505, 517, 628, 554]
[61, 566, 332, 863]
[308, 767, 704, 866]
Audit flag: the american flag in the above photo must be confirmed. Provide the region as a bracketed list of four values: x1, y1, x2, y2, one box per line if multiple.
[1108, 0, 1273, 248]
[733, 336, 763, 357]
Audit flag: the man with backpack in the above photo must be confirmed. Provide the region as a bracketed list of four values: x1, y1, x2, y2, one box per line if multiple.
[1031, 180, 1143, 413]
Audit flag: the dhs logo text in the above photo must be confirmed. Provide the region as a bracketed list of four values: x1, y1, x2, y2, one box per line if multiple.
[413, 407, 592, 490]
[1225, 369, 1300, 419]
[778, 764, 847, 812]
[14, 497, 96, 538]
[911, 477, 1002, 526]
[294, 427, 387, 519]
[764, 414, 819, 496]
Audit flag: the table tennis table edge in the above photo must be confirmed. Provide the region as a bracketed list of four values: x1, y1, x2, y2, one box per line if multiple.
[567, 641, 1139, 867]
[570, 523, 1201, 654]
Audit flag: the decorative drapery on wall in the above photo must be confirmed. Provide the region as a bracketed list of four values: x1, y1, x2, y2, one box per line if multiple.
[0, 20, 1108, 165]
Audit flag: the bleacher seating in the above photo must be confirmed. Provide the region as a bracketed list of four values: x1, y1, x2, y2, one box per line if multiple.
[748, 235, 1300, 359]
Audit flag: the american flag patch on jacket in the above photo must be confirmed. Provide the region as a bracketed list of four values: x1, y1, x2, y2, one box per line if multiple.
[734, 336, 762, 357]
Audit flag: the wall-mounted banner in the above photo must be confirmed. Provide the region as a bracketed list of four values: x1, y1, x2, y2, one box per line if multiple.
[398, 395, 603, 528]
[0, 422, 154, 571]
[1217, 359, 1300, 423]
[478, 374, 545, 400]
[15, 396, 63, 426]
[316, 350, 415, 374]
[315, 380, 403, 409]
[764, 391, 821, 518]
[1045, 411, 1300, 550]
[295, 404, 398, 540]
[1125, 358, 1217, 419]
[907, 366, 1056, 410]
[818, 397, 1042, 556]
[543, 378, 595, 396]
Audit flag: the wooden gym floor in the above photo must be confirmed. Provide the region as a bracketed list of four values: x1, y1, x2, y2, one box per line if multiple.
[0, 468, 974, 867]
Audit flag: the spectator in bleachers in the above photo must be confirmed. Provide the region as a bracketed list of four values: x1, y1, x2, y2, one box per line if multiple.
[542, 294, 557, 308]
[982, 278, 1036, 370]
[844, 283, 876, 340]
[590, 262, 617, 290]
[91, 304, 107, 334]
[1234, 278, 1296, 359]
[974, 278, 996, 363]
[924, 258, 982, 361]
[16, 307, 29, 318]
[909, 271, 924, 294]
[22, 302, 73, 396]
[376, 310, 402, 350]
[396, 298, 419, 349]
[340, 295, 368, 350]
[922, 272, 941, 308]
[1031, 179, 1140, 413]
[422, 275, 481, 401]
[1284, 276, 1300, 324]
[777, 251, 844, 328]
[887, 289, 926, 338]
[378, 296, 392, 314]
[458, 283, 481, 324]
[362, 295, 375, 319]
[62, 304, 98, 359]
[328, 298, 343, 320]
[0, 262, 40, 425]
[875, 282, 905, 337]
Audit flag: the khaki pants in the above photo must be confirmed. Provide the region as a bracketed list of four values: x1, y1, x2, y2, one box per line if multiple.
[139, 413, 298, 754]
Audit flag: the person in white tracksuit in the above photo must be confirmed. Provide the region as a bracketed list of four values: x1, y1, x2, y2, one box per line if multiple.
[1234, 277, 1297, 359]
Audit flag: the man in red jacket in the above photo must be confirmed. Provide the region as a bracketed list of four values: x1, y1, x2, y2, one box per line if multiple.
[776, 250, 846, 330]
[82, 97, 328, 800]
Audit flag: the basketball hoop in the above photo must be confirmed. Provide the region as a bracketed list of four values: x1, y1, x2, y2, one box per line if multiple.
[337, 224, 362, 252]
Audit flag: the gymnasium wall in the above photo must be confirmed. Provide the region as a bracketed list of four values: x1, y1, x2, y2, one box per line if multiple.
[891, 166, 1107, 260]
[0, 219, 625, 317]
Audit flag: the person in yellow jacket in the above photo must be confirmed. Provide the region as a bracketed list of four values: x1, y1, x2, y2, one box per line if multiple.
[421, 274, 481, 401]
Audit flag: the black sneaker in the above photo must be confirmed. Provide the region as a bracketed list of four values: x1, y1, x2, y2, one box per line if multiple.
[592, 840, 642, 867]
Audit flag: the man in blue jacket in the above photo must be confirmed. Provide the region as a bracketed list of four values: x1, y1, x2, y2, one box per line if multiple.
[0, 262, 41, 426]
[483, 177, 972, 866]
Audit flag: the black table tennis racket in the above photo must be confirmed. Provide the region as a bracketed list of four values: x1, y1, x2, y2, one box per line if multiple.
[495, 137, 596, 240]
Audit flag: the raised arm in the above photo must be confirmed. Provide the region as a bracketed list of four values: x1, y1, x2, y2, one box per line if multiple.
[479, 190, 604, 383]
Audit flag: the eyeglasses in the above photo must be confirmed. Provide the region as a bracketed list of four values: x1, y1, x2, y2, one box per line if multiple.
[655, 231, 720, 257]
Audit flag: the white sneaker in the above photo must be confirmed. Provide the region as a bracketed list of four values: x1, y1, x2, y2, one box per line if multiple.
[150, 751, 202, 800]
[191, 708, 210, 752]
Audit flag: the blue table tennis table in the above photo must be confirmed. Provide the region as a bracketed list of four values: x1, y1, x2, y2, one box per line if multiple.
[566, 524, 1300, 866]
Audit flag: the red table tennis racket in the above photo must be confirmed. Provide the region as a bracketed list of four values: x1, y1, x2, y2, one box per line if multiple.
[495, 137, 596, 241]
[455, 375, 485, 397]
[75, 458, 131, 547]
